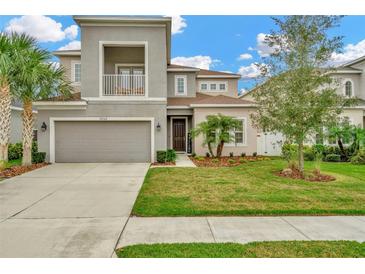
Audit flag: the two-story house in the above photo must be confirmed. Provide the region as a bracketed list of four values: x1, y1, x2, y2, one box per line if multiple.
[34, 16, 257, 163]
[241, 56, 365, 155]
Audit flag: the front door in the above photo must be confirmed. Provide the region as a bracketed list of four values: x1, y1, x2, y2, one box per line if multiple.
[172, 119, 186, 152]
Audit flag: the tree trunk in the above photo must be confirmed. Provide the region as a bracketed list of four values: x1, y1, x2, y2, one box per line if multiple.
[22, 100, 34, 166]
[207, 142, 215, 157]
[298, 141, 304, 176]
[337, 139, 347, 160]
[216, 141, 224, 158]
[0, 80, 11, 162]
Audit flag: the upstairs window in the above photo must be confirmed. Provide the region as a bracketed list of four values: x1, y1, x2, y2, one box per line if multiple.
[200, 81, 227, 92]
[175, 75, 187, 95]
[200, 83, 208, 91]
[72, 61, 81, 84]
[345, 80, 353, 97]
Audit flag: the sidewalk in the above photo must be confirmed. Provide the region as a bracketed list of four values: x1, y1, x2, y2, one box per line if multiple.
[118, 216, 365, 247]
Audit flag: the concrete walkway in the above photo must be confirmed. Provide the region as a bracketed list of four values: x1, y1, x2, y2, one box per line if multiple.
[118, 216, 365, 247]
[0, 163, 149, 258]
[175, 154, 196, 167]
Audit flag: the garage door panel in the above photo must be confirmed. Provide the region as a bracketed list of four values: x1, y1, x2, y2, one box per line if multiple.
[55, 121, 151, 163]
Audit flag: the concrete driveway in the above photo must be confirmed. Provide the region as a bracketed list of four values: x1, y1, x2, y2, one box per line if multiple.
[0, 163, 149, 258]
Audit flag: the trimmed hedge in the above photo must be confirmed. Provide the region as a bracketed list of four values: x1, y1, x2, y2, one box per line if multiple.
[8, 142, 39, 160]
[32, 152, 46, 164]
[156, 151, 167, 163]
[157, 149, 177, 163]
[325, 154, 341, 162]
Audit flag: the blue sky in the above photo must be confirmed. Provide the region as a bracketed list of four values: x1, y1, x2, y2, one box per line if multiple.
[1, 15, 365, 92]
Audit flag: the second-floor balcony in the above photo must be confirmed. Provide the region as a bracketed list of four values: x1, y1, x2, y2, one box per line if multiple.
[103, 74, 145, 96]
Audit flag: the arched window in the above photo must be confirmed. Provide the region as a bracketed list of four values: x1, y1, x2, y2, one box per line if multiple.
[345, 81, 352, 97]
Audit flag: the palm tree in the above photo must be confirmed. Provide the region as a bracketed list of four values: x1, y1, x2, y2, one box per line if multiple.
[12, 36, 71, 166]
[191, 120, 216, 157]
[0, 33, 36, 161]
[328, 118, 352, 160]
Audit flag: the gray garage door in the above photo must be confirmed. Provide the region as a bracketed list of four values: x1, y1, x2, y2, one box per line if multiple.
[55, 121, 151, 163]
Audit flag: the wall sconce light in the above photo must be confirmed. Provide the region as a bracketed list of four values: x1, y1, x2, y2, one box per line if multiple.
[156, 122, 161, 131]
[41, 122, 47, 132]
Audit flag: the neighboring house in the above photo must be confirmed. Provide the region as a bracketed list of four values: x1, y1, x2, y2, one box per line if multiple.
[240, 56, 365, 156]
[33, 16, 257, 163]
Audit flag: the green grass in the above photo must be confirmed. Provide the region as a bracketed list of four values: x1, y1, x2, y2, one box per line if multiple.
[116, 241, 365, 258]
[132, 159, 365, 216]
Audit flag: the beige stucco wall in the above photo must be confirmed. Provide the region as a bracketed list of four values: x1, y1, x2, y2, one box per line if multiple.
[167, 72, 197, 97]
[332, 73, 361, 98]
[104, 47, 144, 74]
[341, 109, 365, 128]
[350, 61, 365, 100]
[58, 55, 81, 94]
[10, 110, 22, 143]
[192, 107, 258, 156]
[81, 25, 167, 98]
[196, 78, 239, 98]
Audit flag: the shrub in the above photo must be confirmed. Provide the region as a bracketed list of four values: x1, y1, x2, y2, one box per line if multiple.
[239, 158, 247, 164]
[312, 144, 325, 155]
[228, 159, 235, 164]
[253, 152, 257, 157]
[229, 152, 234, 157]
[194, 156, 205, 161]
[32, 141, 38, 153]
[166, 149, 177, 163]
[8, 143, 22, 160]
[206, 152, 210, 157]
[281, 143, 298, 162]
[350, 149, 365, 165]
[241, 152, 246, 157]
[32, 152, 46, 164]
[324, 154, 341, 162]
[211, 158, 219, 163]
[191, 152, 196, 157]
[156, 150, 167, 163]
[303, 147, 315, 161]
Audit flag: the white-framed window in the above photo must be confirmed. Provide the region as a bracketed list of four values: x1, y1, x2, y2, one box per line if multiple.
[200, 83, 208, 91]
[175, 75, 187, 95]
[199, 81, 227, 92]
[71, 60, 81, 84]
[226, 117, 247, 146]
[343, 79, 354, 97]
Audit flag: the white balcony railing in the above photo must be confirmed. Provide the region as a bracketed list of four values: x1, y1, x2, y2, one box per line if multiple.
[103, 74, 145, 96]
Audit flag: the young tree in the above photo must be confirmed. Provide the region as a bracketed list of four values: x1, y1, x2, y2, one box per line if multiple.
[251, 16, 351, 174]
[191, 114, 241, 158]
[11, 36, 71, 166]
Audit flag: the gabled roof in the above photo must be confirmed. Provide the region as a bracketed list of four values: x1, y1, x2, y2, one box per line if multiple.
[53, 50, 81, 57]
[340, 55, 365, 68]
[197, 69, 241, 78]
[167, 64, 200, 72]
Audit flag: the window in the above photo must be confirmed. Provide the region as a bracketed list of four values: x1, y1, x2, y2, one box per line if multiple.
[345, 80, 352, 97]
[201, 83, 208, 90]
[175, 75, 187, 95]
[219, 83, 226, 91]
[227, 118, 247, 146]
[210, 83, 217, 90]
[71, 61, 81, 84]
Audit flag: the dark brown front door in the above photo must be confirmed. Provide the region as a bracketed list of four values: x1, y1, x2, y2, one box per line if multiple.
[172, 119, 186, 151]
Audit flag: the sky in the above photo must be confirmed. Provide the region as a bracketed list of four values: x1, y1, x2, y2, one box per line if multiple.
[1, 15, 365, 93]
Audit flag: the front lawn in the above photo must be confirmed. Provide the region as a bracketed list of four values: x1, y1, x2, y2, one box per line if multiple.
[116, 241, 365, 258]
[132, 159, 365, 216]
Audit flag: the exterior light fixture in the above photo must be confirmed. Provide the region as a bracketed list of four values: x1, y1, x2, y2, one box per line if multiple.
[156, 122, 161, 131]
[41, 122, 47, 132]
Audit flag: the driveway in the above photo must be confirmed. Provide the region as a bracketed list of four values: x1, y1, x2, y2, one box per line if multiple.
[0, 163, 149, 258]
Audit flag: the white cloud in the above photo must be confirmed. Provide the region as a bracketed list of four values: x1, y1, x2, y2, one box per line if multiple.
[238, 53, 253, 60]
[330, 39, 365, 66]
[58, 41, 81, 51]
[168, 16, 187, 35]
[5, 15, 78, 43]
[239, 88, 247, 95]
[237, 63, 262, 79]
[249, 33, 277, 58]
[64, 25, 78, 40]
[171, 55, 219, 70]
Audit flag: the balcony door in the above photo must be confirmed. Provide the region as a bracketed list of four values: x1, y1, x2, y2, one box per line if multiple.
[116, 66, 144, 95]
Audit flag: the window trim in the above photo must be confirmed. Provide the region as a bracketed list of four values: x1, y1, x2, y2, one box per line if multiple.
[343, 78, 354, 98]
[71, 60, 81, 85]
[225, 117, 248, 147]
[199, 81, 228, 92]
[175, 75, 187, 96]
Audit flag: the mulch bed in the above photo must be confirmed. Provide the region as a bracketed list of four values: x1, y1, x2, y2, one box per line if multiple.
[0, 163, 49, 179]
[277, 168, 336, 182]
[189, 156, 270, 167]
[151, 162, 176, 167]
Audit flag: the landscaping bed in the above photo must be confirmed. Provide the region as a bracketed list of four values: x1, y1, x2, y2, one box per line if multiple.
[132, 159, 365, 216]
[116, 241, 365, 258]
[0, 162, 48, 179]
[189, 156, 270, 167]
[277, 168, 336, 182]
